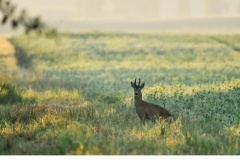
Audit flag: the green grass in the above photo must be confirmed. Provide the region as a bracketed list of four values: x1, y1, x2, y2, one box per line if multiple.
[0, 31, 240, 155]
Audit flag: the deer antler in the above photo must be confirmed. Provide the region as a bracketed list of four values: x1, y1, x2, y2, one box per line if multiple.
[132, 78, 143, 88]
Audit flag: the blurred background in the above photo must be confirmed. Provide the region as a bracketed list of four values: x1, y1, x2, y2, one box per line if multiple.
[1, 0, 240, 35]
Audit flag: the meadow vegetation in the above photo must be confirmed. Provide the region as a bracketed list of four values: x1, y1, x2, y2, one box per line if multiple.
[0, 31, 240, 154]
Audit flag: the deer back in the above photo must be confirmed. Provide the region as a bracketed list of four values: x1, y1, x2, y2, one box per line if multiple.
[136, 101, 172, 121]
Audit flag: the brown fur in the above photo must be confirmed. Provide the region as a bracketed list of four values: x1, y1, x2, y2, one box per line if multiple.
[131, 78, 172, 122]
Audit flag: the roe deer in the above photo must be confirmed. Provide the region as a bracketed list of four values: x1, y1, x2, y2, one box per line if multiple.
[131, 78, 172, 122]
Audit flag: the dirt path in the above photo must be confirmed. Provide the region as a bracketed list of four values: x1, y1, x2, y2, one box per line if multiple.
[0, 34, 31, 77]
[0, 34, 15, 55]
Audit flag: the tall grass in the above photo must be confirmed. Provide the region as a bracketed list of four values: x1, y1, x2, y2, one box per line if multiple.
[0, 31, 239, 154]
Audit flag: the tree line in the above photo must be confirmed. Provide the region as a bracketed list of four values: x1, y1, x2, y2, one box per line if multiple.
[0, 0, 56, 35]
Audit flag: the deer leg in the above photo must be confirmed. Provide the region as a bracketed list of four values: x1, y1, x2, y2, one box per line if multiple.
[165, 116, 173, 123]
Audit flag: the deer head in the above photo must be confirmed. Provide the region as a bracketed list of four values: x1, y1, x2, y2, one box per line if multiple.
[131, 78, 145, 97]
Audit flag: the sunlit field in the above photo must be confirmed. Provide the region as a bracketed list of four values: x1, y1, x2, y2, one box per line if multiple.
[0, 32, 240, 155]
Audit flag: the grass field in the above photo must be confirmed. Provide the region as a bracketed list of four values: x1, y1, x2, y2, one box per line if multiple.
[0, 31, 240, 155]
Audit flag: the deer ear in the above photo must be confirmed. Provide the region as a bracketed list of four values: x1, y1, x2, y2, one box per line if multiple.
[140, 83, 145, 89]
[131, 82, 135, 88]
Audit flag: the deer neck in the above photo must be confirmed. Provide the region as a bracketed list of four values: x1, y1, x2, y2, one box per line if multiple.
[134, 91, 143, 106]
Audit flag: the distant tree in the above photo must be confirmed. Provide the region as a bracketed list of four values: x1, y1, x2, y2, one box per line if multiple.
[112, 0, 159, 19]
[204, 0, 228, 16]
[178, 0, 191, 17]
[135, 0, 159, 18]
[102, 0, 115, 17]
[77, 0, 104, 18]
[238, 0, 240, 15]
[158, 0, 162, 17]
[112, 0, 135, 18]
[0, 0, 56, 35]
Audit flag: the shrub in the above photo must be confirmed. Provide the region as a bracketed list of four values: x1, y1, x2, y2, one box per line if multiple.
[0, 80, 23, 104]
